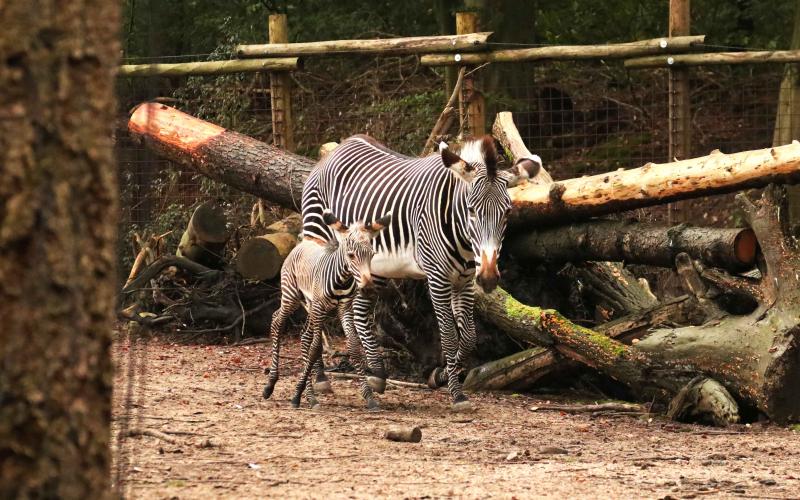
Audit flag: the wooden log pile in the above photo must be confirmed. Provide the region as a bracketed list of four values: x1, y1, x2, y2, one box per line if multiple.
[125, 103, 800, 425]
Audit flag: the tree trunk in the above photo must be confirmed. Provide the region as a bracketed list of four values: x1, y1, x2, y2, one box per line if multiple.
[128, 103, 316, 211]
[128, 104, 800, 228]
[508, 144, 800, 228]
[508, 219, 757, 272]
[0, 1, 119, 497]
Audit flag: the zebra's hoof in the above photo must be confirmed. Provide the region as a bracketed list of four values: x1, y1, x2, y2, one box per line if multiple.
[313, 380, 333, 394]
[427, 368, 444, 389]
[310, 401, 321, 410]
[290, 396, 302, 409]
[451, 400, 474, 413]
[262, 384, 275, 400]
[367, 376, 386, 394]
[366, 399, 380, 411]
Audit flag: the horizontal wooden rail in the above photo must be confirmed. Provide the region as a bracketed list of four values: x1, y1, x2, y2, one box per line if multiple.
[119, 57, 301, 77]
[420, 35, 705, 66]
[236, 32, 492, 57]
[626, 49, 800, 68]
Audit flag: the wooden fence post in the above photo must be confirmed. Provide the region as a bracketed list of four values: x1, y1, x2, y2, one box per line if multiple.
[668, 0, 691, 223]
[456, 11, 485, 137]
[269, 14, 295, 151]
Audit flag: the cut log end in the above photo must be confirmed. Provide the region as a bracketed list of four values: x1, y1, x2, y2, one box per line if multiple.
[234, 232, 298, 281]
[734, 228, 758, 267]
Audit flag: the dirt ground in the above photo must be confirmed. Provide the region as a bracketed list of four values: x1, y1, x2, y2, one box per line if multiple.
[112, 331, 800, 499]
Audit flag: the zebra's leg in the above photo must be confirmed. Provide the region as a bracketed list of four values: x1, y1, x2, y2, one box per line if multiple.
[427, 279, 471, 410]
[292, 303, 324, 409]
[263, 292, 300, 400]
[352, 284, 387, 393]
[451, 280, 477, 388]
[339, 301, 379, 410]
[312, 355, 332, 394]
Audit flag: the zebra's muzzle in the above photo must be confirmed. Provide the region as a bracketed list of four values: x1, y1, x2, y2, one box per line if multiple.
[476, 249, 500, 292]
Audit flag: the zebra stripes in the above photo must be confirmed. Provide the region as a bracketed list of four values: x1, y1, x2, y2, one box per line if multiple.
[301, 134, 540, 409]
[263, 210, 391, 409]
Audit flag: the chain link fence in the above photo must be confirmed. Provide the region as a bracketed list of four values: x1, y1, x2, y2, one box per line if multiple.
[115, 51, 793, 266]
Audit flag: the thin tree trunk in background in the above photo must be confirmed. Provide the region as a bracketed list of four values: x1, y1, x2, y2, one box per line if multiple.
[0, 1, 120, 498]
[774, 0, 800, 224]
[434, 0, 459, 97]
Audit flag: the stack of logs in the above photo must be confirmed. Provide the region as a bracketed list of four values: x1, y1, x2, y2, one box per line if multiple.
[123, 102, 800, 425]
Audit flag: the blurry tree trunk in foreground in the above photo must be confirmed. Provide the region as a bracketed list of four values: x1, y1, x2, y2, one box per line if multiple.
[0, 1, 120, 497]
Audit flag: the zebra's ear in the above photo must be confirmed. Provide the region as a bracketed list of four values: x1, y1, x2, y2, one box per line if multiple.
[365, 212, 392, 235]
[504, 155, 542, 187]
[323, 209, 348, 233]
[441, 147, 476, 183]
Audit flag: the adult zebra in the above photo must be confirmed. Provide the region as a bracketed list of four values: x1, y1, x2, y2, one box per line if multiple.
[301, 134, 541, 410]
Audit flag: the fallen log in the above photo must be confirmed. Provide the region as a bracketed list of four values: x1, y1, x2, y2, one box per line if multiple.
[508, 219, 757, 272]
[234, 215, 302, 281]
[507, 143, 800, 228]
[128, 103, 315, 211]
[177, 201, 228, 268]
[128, 105, 800, 423]
[128, 104, 800, 229]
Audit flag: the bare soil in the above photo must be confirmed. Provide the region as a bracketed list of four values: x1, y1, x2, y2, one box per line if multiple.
[112, 331, 800, 499]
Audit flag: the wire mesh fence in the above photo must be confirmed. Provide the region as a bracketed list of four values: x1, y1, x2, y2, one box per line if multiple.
[115, 51, 795, 266]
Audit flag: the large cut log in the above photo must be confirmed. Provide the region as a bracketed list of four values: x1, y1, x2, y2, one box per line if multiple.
[508, 144, 800, 228]
[234, 214, 302, 281]
[128, 103, 315, 211]
[128, 104, 800, 228]
[177, 201, 228, 268]
[128, 104, 800, 423]
[508, 219, 757, 272]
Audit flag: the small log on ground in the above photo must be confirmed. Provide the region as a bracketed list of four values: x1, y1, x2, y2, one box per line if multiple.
[508, 219, 757, 272]
[177, 201, 228, 268]
[234, 214, 302, 281]
[384, 427, 422, 443]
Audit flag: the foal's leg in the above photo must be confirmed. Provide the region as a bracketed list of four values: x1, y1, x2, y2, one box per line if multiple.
[352, 281, 388, 393]
[263, 291, 301, 399]
[339, 302, 379, 410]
[291, 303, 325, 409]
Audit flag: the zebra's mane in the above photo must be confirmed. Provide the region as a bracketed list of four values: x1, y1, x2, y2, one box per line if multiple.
[457, 138, 488, 165]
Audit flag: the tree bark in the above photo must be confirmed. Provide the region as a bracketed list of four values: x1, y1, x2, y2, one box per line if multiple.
[0, 1, 119, 497]
[508, 219, 757, 272]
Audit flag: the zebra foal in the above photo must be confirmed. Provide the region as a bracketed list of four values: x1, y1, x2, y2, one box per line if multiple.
[263, 209, 391, 409]
[302, 134, 541, 410]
